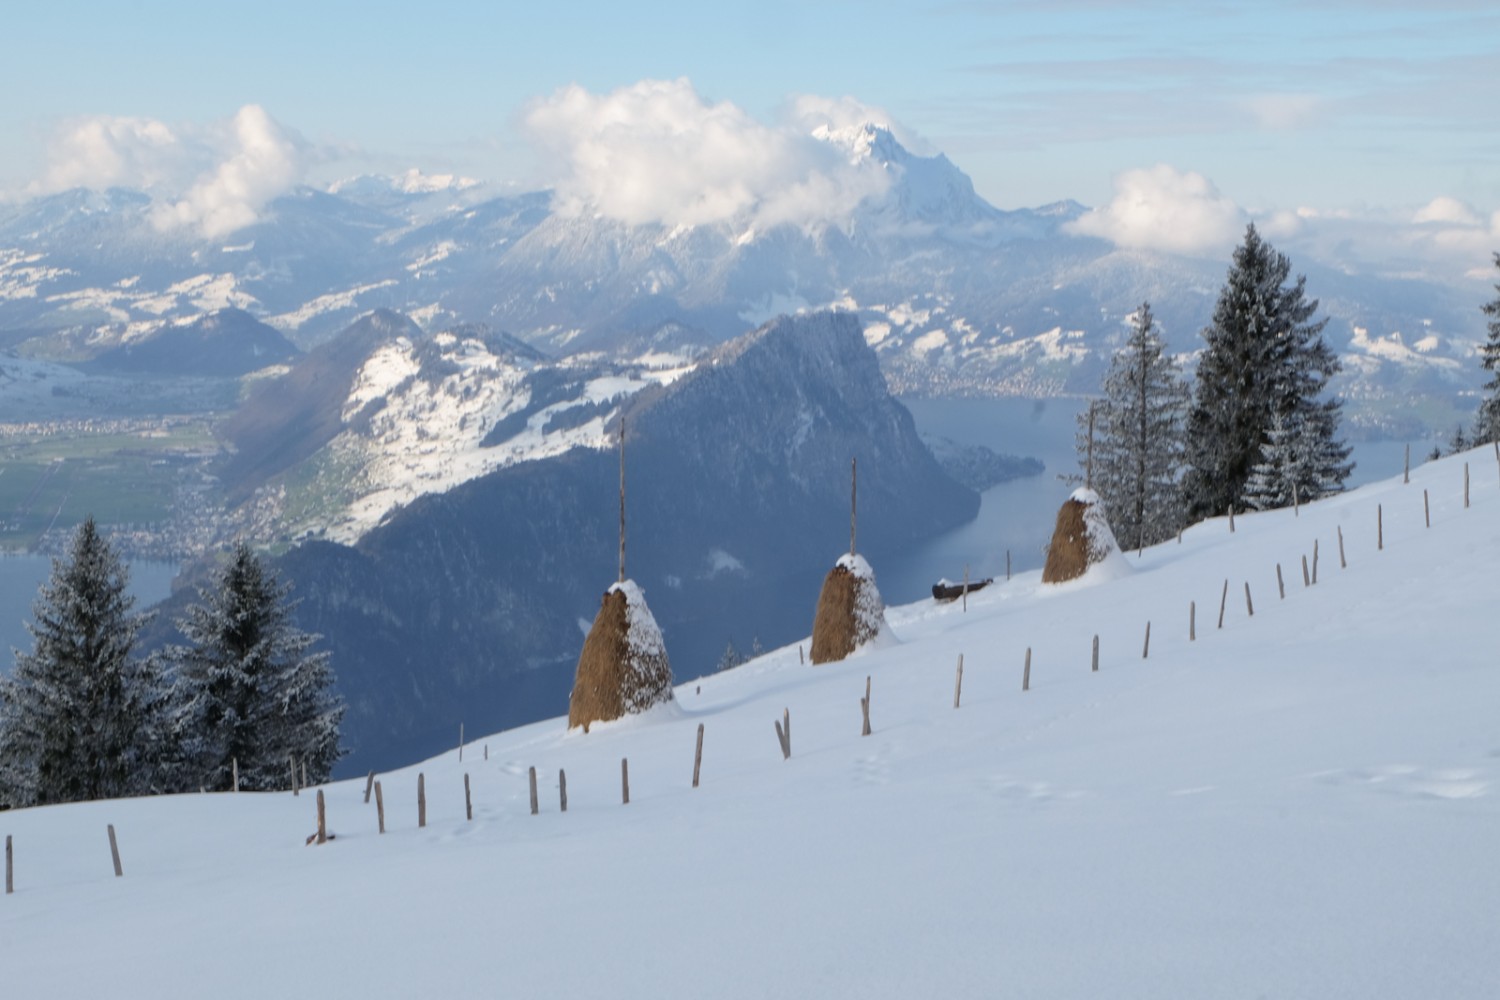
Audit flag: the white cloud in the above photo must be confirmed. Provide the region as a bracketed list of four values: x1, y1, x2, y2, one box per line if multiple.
[522, 78, 893, 230]
[1412, 196, 1480, 226]
[33, 105, 309, 239]
[1241, 93, 1325, 131]
[1066, 165, 1245, 255]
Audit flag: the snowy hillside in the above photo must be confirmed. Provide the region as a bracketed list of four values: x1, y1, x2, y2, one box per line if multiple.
[4, 447, 1498, 998]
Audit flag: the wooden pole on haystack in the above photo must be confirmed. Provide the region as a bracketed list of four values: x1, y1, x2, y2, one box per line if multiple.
[1085, 403, 1096, 490]
[619, 416, 627, 583]
[850, 457, 858, 556]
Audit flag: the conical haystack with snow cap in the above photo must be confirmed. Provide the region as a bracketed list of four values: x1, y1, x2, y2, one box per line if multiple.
[1041, 488, 1122, 584]
[810, 551, 887, 664]
[568, 579, 674, 732]
[568, 414, 674, 732]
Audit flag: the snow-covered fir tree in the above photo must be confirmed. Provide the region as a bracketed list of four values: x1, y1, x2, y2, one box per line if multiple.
[0, 518, 172, 807]
[168, 542, 343, 790]
[1183, 224, 1351, 521]
[1474, 253, 1500, 445]
[1075, 302, 1190, 550]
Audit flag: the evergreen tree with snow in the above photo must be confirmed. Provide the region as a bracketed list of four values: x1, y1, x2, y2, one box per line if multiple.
[1182, 224, 1351, 521]
[1474, 253, 1500, 445]
[1075, 302, 1190, 550]
[168, 542, 343, 791]
[0, 518, 172, 808]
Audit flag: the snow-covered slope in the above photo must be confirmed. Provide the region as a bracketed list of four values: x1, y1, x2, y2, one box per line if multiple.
[5, 447, 1497, 998]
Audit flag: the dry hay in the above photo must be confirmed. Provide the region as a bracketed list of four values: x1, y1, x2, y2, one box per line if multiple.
[810, 554, 885, 664]
[568, 581, 673, 732]
[1041, 489, 1118, 584]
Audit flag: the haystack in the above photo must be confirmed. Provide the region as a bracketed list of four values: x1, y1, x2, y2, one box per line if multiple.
[1041, 488, 1121, 584]
[568, 580, 674, 732]
[810, 552, 886, 664]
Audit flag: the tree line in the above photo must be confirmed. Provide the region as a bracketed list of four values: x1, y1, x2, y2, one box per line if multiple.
[0, 524, 343, 808]
[1077, 225, 1500, 548]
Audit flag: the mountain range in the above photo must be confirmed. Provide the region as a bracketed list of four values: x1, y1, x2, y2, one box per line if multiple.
[1, 124, 1486, 440]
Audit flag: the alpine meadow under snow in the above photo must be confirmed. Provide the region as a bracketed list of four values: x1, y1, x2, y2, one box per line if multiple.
[3, 447, 1497, 998]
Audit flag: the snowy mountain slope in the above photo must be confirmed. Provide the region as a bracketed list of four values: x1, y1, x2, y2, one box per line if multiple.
[0, 128, 1486, 437]
[4, 447, 1497, 998]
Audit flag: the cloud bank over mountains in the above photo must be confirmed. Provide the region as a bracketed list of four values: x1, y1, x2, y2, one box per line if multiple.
[14, 80, 1499, 284]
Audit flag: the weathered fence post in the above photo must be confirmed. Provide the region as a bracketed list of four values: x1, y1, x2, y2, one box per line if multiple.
[1425, 489, 1431, 528]
[693, 723, 706, 786]
[1301, 555, 1311, 587]
[107, 824, 123, 878]
[1464, 462, 1470, 508]
[1091, 635, 1099, 673]
[301, 761, 307, 791]
[862, 674, 875, 723]
[1292, 481, 1299, 517]
[1022, 648, 1032, 691]
[529, 767, 539, 815]
[5, 834, 12, 894]
[1141, 621, 1151, 659]
[232, 757, 239, 793]
[954, 654, 965, 706]
[1277, 563, 1285, 600]
[1404, 443, 1411, 484]
[1228, 504, 1235, 532]
[1312, 539, 1319, 585]
[364, 771, 375, 804]
[559, 769, 568, 813]
[375, 781, 385, 833]
[464, 773, 473, 822]
[1190, 600, 1196, 641]
[775, 718, 790, 759]
[1217, 579, 1229, 629]
[621, 758, 630, 805]
[1378, 504, 1384, 550]
[798, 645, 804, 665]
[775, 708, 792, 758]
[316, 789, 327, 845]
[417, 773, 426, 828]
[1244, 582, 1254, 617]
[1337, 526, 1346, 569]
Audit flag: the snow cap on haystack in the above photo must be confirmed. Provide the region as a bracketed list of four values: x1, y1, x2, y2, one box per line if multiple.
[1042, 488, 1122, 584]
[568, 579, 674, 732]
[810, 552, 886, 664]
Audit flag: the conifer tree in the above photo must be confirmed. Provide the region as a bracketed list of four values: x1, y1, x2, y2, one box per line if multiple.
[169, 542, 343, 790]
[0, 518, 171, 807]
[1183, 224, 1351, 520]
[1075, 302, 1190, 550]
[1474, 253, 1500, 445]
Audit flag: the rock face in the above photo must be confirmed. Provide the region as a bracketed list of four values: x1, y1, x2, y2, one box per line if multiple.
[258, 311, 977, 774]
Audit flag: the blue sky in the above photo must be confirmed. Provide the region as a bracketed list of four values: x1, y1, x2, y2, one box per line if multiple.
[3, 1, 1497, 226]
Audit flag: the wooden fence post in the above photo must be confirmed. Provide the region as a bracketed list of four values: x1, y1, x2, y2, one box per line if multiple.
[776, 708, 792, 758]
[232, 757, 239, 793]
[1292, 481, 1299, 517]
[559, 769, 567, 813]
[107, 824, 123, 878]
[860, 676, 872, 736]
[1217, 579, 1229, 629]
[954, 654, 965, 706]
[1228, 504, 1235, 532]
[301, 761, 307, 791]
[290, 755, 298, 795]
[1190, 600, 1196, 641]
[418, 773, 426, 828]
[5, 834, 12, 894]
[621, 758, 630, 805]
[1338, 526, 1346, 569]
[1141, 622, 1151, 659]
[1404, 443, 1411, 484]
[1378, 504, 1384, 550]
[1244, 582, 1254, 617]
[1425, 489, 1431, 528]
[1091, 635, 1099, 672]
[375, 781, 385, 833]
[798, 645, 804, 665]
[1301, 555, 1311, 587]
[529, 767, 539, 815]
[775, 719, 790, 759]
[464, 773, 473, 822]
[364, 771, 375, 804]
[693, 723, 706, 786]
[1277, 563, 1285, 600]
[1022, 648, 1032, 691]
[1464, 462, 1470, 508]
[316, 789, 327, 845]
[1312, 539, 1319, 585]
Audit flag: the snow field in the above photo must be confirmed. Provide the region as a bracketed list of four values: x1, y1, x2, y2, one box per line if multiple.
[3, 447, 1498, 998]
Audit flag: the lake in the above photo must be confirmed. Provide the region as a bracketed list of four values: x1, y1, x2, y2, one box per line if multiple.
[0, 554, 178, 669]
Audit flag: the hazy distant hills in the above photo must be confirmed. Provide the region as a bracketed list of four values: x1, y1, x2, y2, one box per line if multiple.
[0, 124, 1487, 438]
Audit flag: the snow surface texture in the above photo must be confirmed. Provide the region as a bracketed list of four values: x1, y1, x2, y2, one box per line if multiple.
[3, 448, 1500, 998]
[836, 550, 888, 650]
